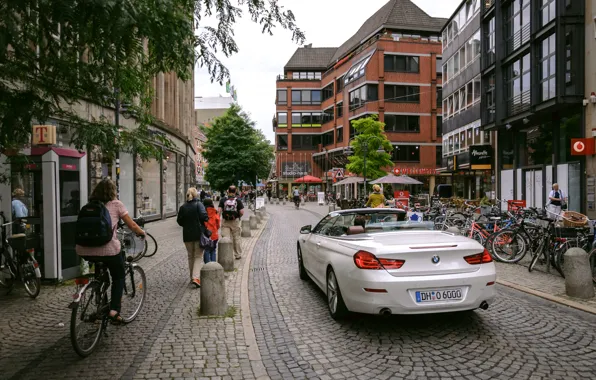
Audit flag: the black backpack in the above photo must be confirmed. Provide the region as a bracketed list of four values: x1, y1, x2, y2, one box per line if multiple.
[75, 200, 114, 247]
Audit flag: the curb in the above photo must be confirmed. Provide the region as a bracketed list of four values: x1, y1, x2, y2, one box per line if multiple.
[240, 213, 270, 380]
[497, 279, 596, 315]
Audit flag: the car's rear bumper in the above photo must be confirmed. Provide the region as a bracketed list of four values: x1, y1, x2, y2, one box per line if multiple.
[339, 264, 497, 315]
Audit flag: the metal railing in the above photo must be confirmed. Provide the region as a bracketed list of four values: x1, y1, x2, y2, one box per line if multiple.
[276, 74, 321, 81]
[505, 24, 531, 55]
[507, 90, 531, 116]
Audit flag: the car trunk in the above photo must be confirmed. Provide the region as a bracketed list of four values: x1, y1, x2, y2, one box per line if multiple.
[367, 231, 485, 277]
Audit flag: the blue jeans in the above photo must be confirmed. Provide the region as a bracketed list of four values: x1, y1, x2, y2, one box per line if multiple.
[204, 240, 218, 263]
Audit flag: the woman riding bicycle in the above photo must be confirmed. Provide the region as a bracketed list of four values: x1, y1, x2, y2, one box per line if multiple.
[76, 178, 145, 324]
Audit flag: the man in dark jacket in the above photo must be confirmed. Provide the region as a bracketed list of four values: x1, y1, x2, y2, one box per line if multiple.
[177, 188, 209, 287]
[218, 186, 244, 260]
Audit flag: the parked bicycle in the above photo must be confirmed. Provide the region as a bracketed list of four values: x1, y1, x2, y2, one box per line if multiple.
[69, 252, 146, 357]
[0, 212, 41, 298]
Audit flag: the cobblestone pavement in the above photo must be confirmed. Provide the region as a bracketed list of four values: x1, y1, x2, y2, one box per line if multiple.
[0, 209, 265, 380]
[252, 202, 596, 380]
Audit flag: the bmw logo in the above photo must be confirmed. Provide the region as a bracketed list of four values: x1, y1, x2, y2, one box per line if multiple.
[431, 255, 440, 264]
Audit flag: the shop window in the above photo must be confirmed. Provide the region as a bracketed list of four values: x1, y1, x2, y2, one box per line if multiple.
[141, 158, 162, 217]
[164, 153, 177, 214]
[120, 153, 135, 213]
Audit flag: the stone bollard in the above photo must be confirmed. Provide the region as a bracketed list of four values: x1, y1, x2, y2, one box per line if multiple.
[275, 198, 279, 205]
[241, 220, 251, 237]
[283, 198, 286, 205]
[261, 206, 266, 214]
[564, 248, 595, 299]
[199, 262, 227, 316]
[249, 215, 258, 230]
[217, 236, 234, 271]
[446, 227, 461, 235]
[255, 210, 262, 223]
[328, 204, 335, 213]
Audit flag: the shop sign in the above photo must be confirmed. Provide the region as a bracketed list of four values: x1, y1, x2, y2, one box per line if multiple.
[469, 145, 492, 170]
[394, 190, 410, 200]
[32, 125, 57, 145]
[445, 156, 457, 172]
[282, 162, 311, 177]
[392, 167, 438, 176]
[571, 138, 595, 155]
[61, 164, 77, 171]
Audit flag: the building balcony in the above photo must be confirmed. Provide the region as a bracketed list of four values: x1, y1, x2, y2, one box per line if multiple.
[277, 74, 321, 81]
[505, 24, 530, 56]
[507, 90, 531, 117]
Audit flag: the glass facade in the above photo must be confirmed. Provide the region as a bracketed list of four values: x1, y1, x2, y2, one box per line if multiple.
[140, 158, 161, 217]
[165, 152, 177, 214]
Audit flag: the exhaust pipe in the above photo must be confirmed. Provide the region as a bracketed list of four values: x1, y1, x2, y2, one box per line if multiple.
[479, 301, 489, 310]
[379, 308, 392, 316]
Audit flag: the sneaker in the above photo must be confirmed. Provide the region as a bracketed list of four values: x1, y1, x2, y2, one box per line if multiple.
[192, 278, 201, 288]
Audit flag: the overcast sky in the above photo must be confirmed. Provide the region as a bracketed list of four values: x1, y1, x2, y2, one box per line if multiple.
[194, 0, 461, 143]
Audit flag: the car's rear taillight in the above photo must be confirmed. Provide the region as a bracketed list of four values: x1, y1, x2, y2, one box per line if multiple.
[464, 249, 493, 265]
[354, 251, 405, 270]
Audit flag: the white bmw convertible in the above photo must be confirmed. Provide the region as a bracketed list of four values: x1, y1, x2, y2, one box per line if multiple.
[297, 209, 496, 319]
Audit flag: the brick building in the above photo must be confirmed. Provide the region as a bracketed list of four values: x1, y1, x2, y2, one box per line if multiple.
[273, 0, 446, 197]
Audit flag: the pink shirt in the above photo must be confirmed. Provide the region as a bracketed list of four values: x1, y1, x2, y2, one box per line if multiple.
[76, 200, 128, 257]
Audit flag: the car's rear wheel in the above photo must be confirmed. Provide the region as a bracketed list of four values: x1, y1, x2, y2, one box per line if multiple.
[297, 246, 308, 281]
[326, 269, 348, 320]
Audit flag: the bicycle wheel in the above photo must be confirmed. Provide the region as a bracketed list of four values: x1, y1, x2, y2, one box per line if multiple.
[70, 283, 106, 357]
[491, 229, 527, 263]
[141, 233, 158, 258]
[20, 256, 41, 298]
[588, 248, 596, 284]
[552, 245, 566, 278]
[120, 264, 146, 323]
[528, 239, 547, 272]
[470, 230, 486, 245]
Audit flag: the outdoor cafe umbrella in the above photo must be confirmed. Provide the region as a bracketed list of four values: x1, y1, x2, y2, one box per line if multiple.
[369, 173, 423, 185]
[294, 175, 322, 183]
[332, 176, 368, 186]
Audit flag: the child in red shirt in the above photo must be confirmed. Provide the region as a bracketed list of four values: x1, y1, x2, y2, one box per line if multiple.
[203, 198, 220, 263]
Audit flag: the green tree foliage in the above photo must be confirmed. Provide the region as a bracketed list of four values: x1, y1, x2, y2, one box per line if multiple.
[203, 105, 273, 192]
[346, 116, 393, 180]
[0, 0, 304, 159]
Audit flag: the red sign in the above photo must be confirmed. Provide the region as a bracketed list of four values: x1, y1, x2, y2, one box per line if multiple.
[394, 190, 410, 199]
[61, 164, 77, 171]
[571, 138, 595, 155]
[507, 200, 526, 212]
[393, 167, 438, 176]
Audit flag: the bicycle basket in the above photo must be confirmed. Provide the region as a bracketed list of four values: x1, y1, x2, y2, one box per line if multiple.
[561, 211, 588, 228]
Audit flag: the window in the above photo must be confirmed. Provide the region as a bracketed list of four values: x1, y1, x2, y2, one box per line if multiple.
[453, 51, 460, 75]
[459, 47, 466, 70]
[336, 77, 344, 93]
[291, 90, 322, 105]
[348, 85, 378, 110]
[504, 0, 530, 53]
[437, 87, 442, 107]
[344, 54, 373, 84]
[277, 135, 288, 150]
[540, 0, 556, 27]
[454, 91, 460, 113]
[322, 82, 334, 102]
[291, 72, 322, 80]
[473, 76, 481, 102]
[384, 115, 420, 133]
[322, 131, 334, 146]
[384, 55, 420, 73]
[437, 116, 443, 137]
[391, 145, 420, 162]
[323, 108, 334, 124]
[443, 63, 448, 82]
[277, 89, 287, 105]
[277, 112, 287, 127]
[385, 85, 420, 103]
[337, 102, 343, 118]
[443, 98, 448, 118]
[291, 112, 323, 127]
[565, 32, 572, 86]
[336, 127, 344, 143]
[459, 87, 466, 110]
[467, 81, 474, 106]
[486, 17, 496, 66]
[436, 146, 442, 166]
[486, 74, 496, 123]
[436, 57, 442, 75]
[506, 53, 531, 113]
[540, 34, 556, 101]
[292, 135, 321, 150]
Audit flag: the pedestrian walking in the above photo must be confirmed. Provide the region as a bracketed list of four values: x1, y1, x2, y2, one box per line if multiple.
[177, 187, 209, 288]
[76, 178, 145, 324]
[365, 184, 386, 208]
[200, 188, 206, 201]
[203, 198, 220, 264]
[218, 185, 244, 260]
[547, 183, 566, 220]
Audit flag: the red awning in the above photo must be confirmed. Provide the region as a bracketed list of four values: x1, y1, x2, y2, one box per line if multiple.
[30, 147, 86, 158]
[294, 175, 323, 183]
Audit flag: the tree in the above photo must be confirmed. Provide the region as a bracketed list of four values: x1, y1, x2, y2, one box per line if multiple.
[203, 105, 273, 192]
[346, 116, 393, 180]
[0, 0, 304, 159]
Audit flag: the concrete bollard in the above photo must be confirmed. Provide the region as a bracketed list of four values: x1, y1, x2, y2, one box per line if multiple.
[446, 227, 461, 235]
[199, 262, 227, 316]
[283, 199, 286, 205]
[328, 204, 335, 213]
[564, 248, 595, 299]
[217, 236, 234, 271]
[241, 220, 251, 237]
[249, 215, 258, 230]
[255, 211, 262, 223]
[275, 198, 279, 205]
[261, 206, 266, 214]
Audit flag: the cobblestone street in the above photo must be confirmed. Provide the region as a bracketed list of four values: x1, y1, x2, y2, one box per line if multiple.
[1, 204, 596, 379]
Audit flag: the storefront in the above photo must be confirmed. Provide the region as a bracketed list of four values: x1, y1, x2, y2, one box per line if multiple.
[441, 145, 493, 199]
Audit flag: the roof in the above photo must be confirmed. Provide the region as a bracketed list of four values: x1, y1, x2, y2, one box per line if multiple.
[329, 0, 447, 64]
[284, 47, 338, 70]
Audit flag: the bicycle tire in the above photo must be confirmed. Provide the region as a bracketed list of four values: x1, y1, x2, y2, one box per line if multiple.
[553, 246, 565, 278]
[70, 283, 105, 357]
[470, 230, 486, 245]
[120, 265, 147, 323]
[491, 229, 527, 263]
[141, 233, 158, 258]
[21, 257, 41, 298]
[528, 239, 547, 272]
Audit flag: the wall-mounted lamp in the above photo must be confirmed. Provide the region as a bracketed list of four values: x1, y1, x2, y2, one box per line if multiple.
[505, 123, 512, 130]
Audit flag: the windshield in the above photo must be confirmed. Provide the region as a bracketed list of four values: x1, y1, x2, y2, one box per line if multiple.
[315, 211, 435, 237]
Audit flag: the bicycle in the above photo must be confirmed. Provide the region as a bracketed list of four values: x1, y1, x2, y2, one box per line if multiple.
[117, 218, 158, 262]
[0, 212, 41, 298]
[69, 252, 146, 357]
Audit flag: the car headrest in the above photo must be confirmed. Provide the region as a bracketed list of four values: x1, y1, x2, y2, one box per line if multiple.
[347, 226, 365, 235]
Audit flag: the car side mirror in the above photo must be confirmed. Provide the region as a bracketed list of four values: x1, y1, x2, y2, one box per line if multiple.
[300, 225, 312, 234]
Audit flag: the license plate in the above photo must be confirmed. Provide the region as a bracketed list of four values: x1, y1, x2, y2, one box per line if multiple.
[415, 288, 463, 303]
